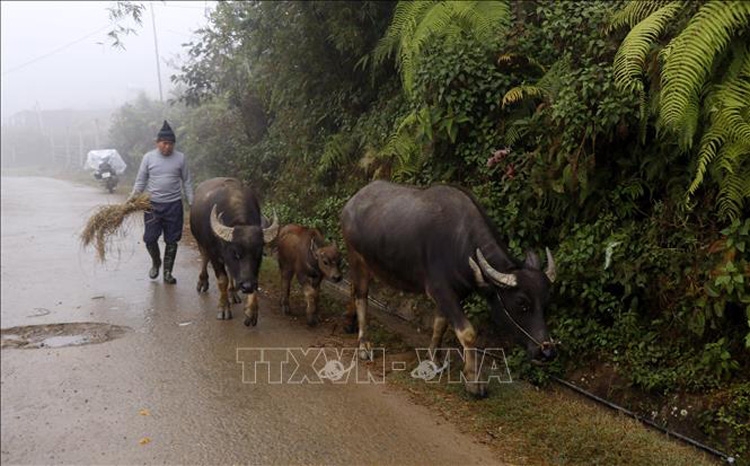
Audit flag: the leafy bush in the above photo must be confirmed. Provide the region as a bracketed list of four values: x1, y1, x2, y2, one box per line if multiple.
[699, 383, 750, 457]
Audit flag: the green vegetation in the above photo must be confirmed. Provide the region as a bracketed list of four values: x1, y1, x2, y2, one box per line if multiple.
[102, 0, 748, 459]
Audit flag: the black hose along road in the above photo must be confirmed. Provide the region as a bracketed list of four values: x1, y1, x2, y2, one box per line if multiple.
[321, 278, 734, 463]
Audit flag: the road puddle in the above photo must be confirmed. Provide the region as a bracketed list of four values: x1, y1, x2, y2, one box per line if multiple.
[0, 322, 131, 349]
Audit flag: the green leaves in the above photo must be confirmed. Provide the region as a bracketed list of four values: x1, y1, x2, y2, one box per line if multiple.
[690, 44, 750, 219]
[612, 2, 683, 123]
[106, 1, 145, 50]
[607, 0, 674, 33]
[371, 1, 511, 96]
[660, 1, 750, 137]
[611, 0, 750, 220]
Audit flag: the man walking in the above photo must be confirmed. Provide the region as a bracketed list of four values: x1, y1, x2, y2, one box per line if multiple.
[128, 120, 194, 284]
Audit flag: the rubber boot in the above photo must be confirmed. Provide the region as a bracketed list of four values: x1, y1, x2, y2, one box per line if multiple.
[146, 242, 161, 279]
[163, 242, 178, 285]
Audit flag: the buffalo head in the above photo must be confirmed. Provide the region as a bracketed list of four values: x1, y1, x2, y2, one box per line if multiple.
[469, 247, 557, 363]
[310, 239, 343, 283]
[210, 205, 279, 293]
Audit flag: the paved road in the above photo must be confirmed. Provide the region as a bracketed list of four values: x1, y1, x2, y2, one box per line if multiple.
[0, 176, 502, 465]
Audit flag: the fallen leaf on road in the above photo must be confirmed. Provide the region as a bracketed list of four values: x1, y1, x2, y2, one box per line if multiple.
[139, 409, 150, 416]
[139, 437, 151, 445]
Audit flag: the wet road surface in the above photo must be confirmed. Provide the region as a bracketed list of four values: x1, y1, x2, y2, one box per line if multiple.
[1, 176, 502, 465]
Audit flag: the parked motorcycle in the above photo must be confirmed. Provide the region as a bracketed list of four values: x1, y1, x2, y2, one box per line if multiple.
[94, 161, 119, 193]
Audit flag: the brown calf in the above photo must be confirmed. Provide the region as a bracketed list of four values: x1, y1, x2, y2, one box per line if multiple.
[276, 224, 342, 325]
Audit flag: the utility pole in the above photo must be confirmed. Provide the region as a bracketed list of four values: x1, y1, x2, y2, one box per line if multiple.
[49, 131, 56, 165]
[150, 3, 164, 103]
[65, 125, 71, 169]
[79, 131, 84, 169]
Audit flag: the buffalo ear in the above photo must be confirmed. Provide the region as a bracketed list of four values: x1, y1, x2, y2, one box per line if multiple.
[524, 250, 541, 269]
[310, 239, 319, 258]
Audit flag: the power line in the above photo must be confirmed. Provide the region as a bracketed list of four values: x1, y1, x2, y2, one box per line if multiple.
[2, 24, 111, 76]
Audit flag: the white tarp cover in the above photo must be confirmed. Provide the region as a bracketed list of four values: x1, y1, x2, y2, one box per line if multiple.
[84, 149, 127, 175]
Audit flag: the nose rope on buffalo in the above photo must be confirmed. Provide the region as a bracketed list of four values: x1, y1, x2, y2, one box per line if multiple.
[495, 292, 552, 349]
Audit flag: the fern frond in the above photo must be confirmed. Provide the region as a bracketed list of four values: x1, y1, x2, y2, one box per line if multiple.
[742, 162, 750, 198]
[659, 1, 750, 141]
[711, 46, 750, 144]
[715, 141, 750, 221]
[502, 58, 570, 110]
[411, 2, 454, 57]
[689, 44, 750, 198]
[319, 133, 361, 173]
[534, 57, 571, 96]
[374, 109, 429, 181]
[372, 1, 433, 70]
[457, 1, 511, 43]
[502, 85, 548, 108]
[607, 0, 673, 33]
[716, 155, 749, 220]
[379, 130, 424, 181]
[612, 1, 683, 123]
[504, 119, 528, 147]
[689, 131, 724, 196]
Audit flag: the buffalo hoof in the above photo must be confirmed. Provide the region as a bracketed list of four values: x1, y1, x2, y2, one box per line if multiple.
[358, 340, 373, 361]
[306, 314, 319, 327]
[230, 292, 242, 304]
[244, 314, 258, 327]
[197, 281, 208, 293]
[281, 303, 291, 316]
[343, 313, 358, 334]
[464, 382, 488, 399]
[216, 309, 233, 320]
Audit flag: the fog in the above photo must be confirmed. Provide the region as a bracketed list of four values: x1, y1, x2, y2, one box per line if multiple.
[1, 1, 215, 123]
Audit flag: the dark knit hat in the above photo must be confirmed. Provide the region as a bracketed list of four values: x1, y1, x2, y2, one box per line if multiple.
[157, 120, 176, 142]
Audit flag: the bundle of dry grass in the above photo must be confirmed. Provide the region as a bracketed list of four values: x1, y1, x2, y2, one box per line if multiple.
[81, 193, 151, 262]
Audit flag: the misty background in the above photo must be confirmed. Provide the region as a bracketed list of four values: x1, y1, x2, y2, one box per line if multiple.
[0, 1, 215, 169]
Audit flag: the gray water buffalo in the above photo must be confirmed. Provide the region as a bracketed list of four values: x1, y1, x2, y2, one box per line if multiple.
[276, 224, 343, 326]
[190, 177, 279, 325]
[340, 180, 557, 397]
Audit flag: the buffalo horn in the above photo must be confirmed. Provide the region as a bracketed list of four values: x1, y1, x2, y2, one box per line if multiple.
[468, 257, 488, 287]
[263, 211, 280, 244]
[210, 205, 235, 242]
[545, 247, 557, 283]
[476, 249, 517, 288]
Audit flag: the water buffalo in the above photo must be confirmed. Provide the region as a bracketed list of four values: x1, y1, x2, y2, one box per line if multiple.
[276, 224, 343, 326]
[340, 180, 557, 397]
[190, 177, 279, 325]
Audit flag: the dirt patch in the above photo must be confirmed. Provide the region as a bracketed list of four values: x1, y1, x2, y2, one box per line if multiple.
[1, 322, 131, 349]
